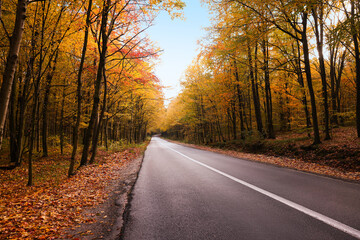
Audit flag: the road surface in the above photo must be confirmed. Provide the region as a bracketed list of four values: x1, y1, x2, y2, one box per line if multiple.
[122, 137, 360, 240]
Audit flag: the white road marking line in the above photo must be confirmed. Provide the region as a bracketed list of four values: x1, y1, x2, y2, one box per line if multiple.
[159, 140, 360, 239]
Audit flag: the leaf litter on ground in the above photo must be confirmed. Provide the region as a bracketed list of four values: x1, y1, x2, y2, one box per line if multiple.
[0, 146, 145, 240]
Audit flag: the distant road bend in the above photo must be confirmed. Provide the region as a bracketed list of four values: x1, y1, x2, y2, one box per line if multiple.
[123, 137, 360, 240]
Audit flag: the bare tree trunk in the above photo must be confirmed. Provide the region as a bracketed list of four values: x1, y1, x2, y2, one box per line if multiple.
[234, 60, 245, 139]
[104, 117, 109, 150]
[89, 69, 107, 164]
[9, 72, 19, 165]
[60, 78, 66, 155]
[69, 0, 93, 176]
[301, 13, 321, 144]
[248, 43, 264, 137]
[80, 0, 110, 166]
[350, 1, 360, 137]
[312, 5, 330, 140]
[0, 0, 28, 150]
[329, 45, 338, 127]
[295, 39, 311, 130]
[41, 51, 58, 157]
[36, 96, 41, 153]
[262, 38, 275, 139]
[27, 74, 41, 186]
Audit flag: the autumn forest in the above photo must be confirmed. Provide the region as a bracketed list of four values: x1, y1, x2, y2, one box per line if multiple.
[163, 1, 360, 145]
[1, 0, 360, 238]
[0, 0, 184, 181]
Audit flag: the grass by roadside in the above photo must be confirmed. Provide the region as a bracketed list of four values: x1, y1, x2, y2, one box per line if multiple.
[165, 127, 360, 182]
[0, 142, 148, 239]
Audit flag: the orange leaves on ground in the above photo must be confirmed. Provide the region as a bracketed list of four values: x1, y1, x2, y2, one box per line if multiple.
[0, 148, 142, 239]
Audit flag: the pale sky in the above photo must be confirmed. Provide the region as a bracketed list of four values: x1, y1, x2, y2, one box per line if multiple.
[147, 0, 211, 105]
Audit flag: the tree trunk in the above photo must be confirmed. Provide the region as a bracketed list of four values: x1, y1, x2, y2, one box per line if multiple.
[0, 0, 28, 150]
[301, 13, 321, 144]
[27, 74, 41, 186]
[80, 0, 110, 166]
[69, 0, 93, 176]
[230, 99, 237, 140]
[295, 39, 311, 130]
[312, 5, 330, 140]
[329, 45, 338, 126]
[262, 39, 275, 139]
[41, 52, 58, 157]
[89, 69, 107, 164]
[234, 60, 245, 139]
[9, 72, 18, 165]
[350, 1, 360, 137]
[104, 117, 109, 150]
[60, 78, 66, 155]
[248, 43, 264, 137]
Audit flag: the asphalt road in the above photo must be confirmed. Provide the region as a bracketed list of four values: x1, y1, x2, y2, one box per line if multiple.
[122, 137, 360, 240]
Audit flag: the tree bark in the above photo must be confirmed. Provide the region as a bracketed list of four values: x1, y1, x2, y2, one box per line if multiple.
[248, 43, 264, 137]
[350, 0, 360, 137]
[301, 13, 321, 144]
[60, 78, 66, 155]
[9, 71, 19, 165]
[0, 0, 27, 150]
[234, 60, 245, 139]
[41, 52, 58, 157]
[89, 68, 107, 164]
[27, 70, 42, 186]
[80, 0, 110, 166]
[294, 39, 312, 130]
[262, 38, 275, 139]
[312, 5, 330, 140]
[69, 0, 93, 176]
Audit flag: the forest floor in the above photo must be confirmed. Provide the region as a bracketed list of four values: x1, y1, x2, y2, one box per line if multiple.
[0, 143, 147, 240]
[169, 127, 360, 182]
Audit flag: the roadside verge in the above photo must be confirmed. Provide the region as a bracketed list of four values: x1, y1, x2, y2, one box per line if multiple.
[164, 139, 360, 182]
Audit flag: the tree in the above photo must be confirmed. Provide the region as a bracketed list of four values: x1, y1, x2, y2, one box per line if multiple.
[0, 0, 28, 150]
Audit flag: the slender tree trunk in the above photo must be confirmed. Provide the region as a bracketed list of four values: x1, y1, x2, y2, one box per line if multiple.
[0, 0, 28, 150]
[248, 43, 264, 137]
[295, 40, 311, 130]
[9, 72, 18, 165]
[301, 13, 321, 144]
[230, 99, 237, 140]
[104, 117, 109, 150]
[41, 52, 58, 157]
[234, 60, 245, 139]
[60, 78, 66, 155]
[312, 6, 330, 140]
[11, 52, 34, 165]
[27, 74, 41, 186]
[350, 1, 360, 137]
[262, 39, 275, 139]
[69, 0, 93, 176]
[80, 0, 110, 166]
[335, 52, 346, 120]
[36, 95, 41, 152]
[248, 83, 252, 131]
[89, 69, 107, 164]
[329, 46, 338, 126]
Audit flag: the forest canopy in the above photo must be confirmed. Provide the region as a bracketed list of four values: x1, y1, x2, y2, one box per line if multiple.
[162, 0, 360, 145]
[0, 0, 184, 184]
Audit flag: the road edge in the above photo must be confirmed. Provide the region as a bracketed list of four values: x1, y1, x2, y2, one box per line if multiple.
[118, 149, 147, 240]
[163, 138, 360, 184]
